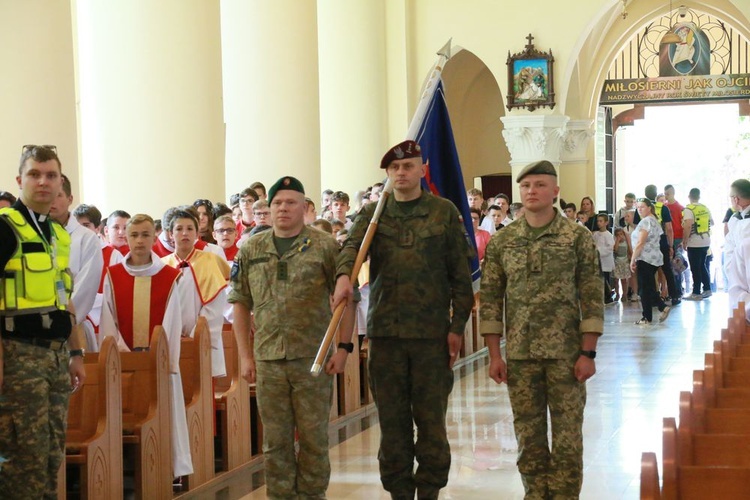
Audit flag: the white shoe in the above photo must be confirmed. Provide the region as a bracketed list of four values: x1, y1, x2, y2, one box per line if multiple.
[659, 306, 671, 322]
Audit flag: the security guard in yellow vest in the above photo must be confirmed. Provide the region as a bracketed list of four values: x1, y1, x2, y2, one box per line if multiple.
[682, 188, 714, 300]
[0, 145, 86, 499]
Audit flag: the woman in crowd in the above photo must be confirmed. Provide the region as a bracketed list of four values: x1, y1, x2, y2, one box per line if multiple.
[630, 198, 671, 325]
[580, 196, 597, 232]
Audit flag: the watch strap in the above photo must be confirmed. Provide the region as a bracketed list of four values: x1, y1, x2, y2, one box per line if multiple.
[337, 342, 354, 353]
[580, 350, 596, 359]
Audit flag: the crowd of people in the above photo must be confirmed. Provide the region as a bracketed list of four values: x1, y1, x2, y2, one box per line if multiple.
[3, 142, 750, 500]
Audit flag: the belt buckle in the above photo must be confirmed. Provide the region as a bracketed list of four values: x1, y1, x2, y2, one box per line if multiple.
[49, 340, 64, 350]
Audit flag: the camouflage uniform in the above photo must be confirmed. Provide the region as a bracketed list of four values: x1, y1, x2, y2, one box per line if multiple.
[480, 210, 604, 499]
[228, 225, 339, 500]
[0, 203, 73, 499]
[337, 191, 474, 499]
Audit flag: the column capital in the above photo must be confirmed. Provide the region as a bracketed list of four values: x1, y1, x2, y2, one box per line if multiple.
[561, 119, 594, 164]
[500, 115, 569, 167]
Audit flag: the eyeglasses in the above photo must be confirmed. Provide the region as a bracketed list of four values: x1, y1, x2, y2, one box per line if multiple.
[21, 144, 57, 154]
[214, 227, 236, 235]
[254, 211, 270, 217]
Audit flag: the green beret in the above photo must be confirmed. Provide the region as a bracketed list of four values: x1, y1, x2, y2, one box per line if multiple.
[516, 160, 557, 183]
[268, 176, 305, 202]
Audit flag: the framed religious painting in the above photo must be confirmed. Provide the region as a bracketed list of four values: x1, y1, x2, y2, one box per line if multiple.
[506, 34, 555, 111]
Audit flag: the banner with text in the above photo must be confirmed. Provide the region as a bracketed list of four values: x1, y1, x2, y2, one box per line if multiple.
[600, 74, 750, 105]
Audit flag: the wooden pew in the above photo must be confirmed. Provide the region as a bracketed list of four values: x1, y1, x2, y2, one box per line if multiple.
[337, 332, 361, 416]
[214, 324, 251, 471]
[60, 336, 123, 500]
[120, 327, 172, 500]
[180, 317, 214, 489]
[640, 452, 661, 500]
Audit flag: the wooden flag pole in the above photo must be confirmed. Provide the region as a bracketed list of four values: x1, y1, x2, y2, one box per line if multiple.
[310, 177, 394, 376]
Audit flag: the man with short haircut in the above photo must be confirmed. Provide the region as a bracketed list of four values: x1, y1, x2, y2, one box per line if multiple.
[321, 188, 334, 214]
[481, 160, 603, 499]
[72, 203, 103, 233]
[153, 206, 226, 260]
[304, 197, 317, 224]
[162, 209, 228, 379]
[725, 179, 750, 310]
[330, 191, 352, 229]
[480, 194, 511, 233]
[49, 175, 104, 352]
[105, 210, 131, 255]
[467, 188, 484, 211]
[236, 187, 260, 235]
[614, 193, 636, 228]
[213, 215, 239, 262]
[0, 145, 86, 498]
[335, 141, 473, 499]
[564, 203, 577, 219]
[250, 181, 267, 201]
[230, 176, 353, 499]
[252, 199, 271, 229]
[100, 214, 192, 478]
[370, 182, 385, 202]
[0, 190, 16, 208]
[85, 210, 130, 350]
[665, 185, 689, 294]
[682, 188, 713, 300]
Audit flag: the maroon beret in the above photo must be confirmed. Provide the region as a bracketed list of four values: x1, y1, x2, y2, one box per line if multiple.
[380, 140, 423, 169]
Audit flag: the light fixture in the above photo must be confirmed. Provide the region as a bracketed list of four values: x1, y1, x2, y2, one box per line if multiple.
[660, 0, 682, 44]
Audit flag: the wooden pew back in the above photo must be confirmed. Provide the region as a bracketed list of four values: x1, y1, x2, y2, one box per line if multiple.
[120, 327, 172, 500]
[180, 317, 214, 488]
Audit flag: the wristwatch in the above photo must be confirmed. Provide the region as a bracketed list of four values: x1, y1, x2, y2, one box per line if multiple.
[337, 342, 354, 353]
[69, 348, 85, 360]
[580, 350, 597, 359]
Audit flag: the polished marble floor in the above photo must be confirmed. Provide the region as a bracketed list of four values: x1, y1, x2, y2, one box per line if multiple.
[224, 292, 729, 499]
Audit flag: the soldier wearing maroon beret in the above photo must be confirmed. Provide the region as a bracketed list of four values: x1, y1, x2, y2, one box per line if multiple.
[335, 140, 474, 499]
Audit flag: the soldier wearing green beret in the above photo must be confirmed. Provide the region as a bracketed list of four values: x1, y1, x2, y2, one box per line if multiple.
[480, 160, 604, 499]
[229, 176, 354, 499]
[334, 141, 474, 500]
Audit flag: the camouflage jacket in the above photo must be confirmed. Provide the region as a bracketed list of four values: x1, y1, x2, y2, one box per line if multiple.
[227, 225, 338, 361]
[336, 191, 474, 339]
[479, 211, 604, 360]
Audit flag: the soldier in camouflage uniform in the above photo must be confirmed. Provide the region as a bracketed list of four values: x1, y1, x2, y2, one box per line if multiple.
[480, 160, 604, 499]
[335, 140, 474, 500]
[229, 176, 354, 500]
[0, 145, 86, 499]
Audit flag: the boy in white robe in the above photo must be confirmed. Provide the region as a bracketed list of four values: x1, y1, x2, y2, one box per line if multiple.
[99, 214, 193, 477]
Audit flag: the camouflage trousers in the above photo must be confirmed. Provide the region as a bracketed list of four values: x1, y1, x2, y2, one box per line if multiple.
[507, 358, 586, 500]
[0, 339, 70, 500]
[256, 357, 333, 500]
[368, 337, 454, 500]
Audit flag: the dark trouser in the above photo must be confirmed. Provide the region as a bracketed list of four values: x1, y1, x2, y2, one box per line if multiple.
[507, 358, 586, 500]
[368, 337, 454, 500]
[637, 260, 667, 321]
[602, 271, 612, 302]
[660, 241, 679, 299]
[0, 339, 70, 500]
[687, 246, 711, 295]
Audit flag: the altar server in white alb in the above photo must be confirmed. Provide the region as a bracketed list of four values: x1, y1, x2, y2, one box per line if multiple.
[48, 174, 103, 351]
[161, 207, 229, 378]
[99, 213, 193, 477]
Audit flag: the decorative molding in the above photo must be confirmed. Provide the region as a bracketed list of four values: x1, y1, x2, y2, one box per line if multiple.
[500, 115, 594, 167]
[500, 115, 568, 167]
[561, 119, 594, 163]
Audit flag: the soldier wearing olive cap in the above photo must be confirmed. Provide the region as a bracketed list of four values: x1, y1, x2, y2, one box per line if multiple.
[480, 159, 604, 498]
[229, 175, 354, 499]
[334, 141, 474, 500]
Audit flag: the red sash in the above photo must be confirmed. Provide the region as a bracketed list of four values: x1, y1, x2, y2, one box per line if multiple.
[195, 240, 207, 250]
[108, 263, 180, 350]
[99, 245, 116, 293]
[223, 245, 238, 262]
[152, 237, 173, 257]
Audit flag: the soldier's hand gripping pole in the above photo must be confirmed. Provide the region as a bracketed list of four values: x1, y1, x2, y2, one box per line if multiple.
[310, 178, 394, 376]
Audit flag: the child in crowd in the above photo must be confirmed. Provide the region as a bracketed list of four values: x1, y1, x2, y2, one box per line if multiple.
[612, 227, 632, 301]
[623, 209, 638, 300]
[592, 213, 615, 304]
[576, 210, 589, 229]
